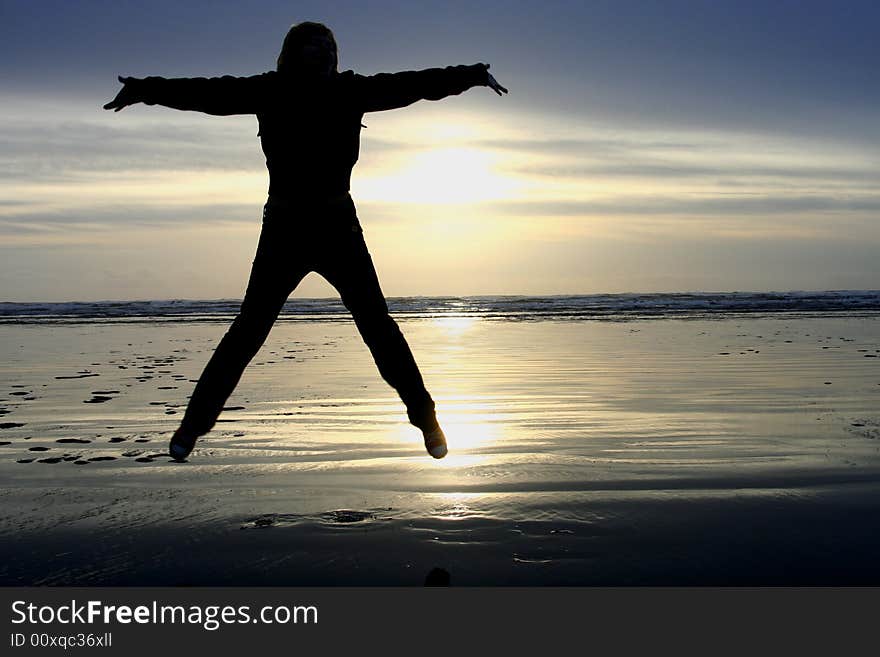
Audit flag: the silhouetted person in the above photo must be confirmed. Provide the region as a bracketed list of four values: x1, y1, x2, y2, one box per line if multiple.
[103, 21, 508, 462]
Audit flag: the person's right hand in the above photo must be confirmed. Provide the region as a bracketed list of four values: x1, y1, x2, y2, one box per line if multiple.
[103, 76, 143, 111]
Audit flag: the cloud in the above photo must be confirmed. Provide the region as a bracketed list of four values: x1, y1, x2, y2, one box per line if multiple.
[474, 133, 877, 182]
[493, 195, 880, 217]
[476, 136, 713, 156]
[0, 114, 418, 184]
[513, 162, 880, 186]
[0, 118, 264, 182]
[0, 203, 258, 248]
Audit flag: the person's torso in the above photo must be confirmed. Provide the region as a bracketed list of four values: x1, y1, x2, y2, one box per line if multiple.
[257, 71, 364, 200]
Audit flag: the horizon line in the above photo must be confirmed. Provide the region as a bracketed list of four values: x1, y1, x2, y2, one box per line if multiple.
[2, 288, 880, 305]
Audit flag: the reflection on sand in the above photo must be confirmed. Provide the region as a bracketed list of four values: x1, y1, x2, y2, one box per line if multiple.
[391, 397, 504, 467]
[431, 316, 478, 335]
[2, 316, 880, 584]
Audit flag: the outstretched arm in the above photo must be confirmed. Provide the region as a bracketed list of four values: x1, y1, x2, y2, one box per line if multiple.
[353, 63, 507, 113]
[103, 73, 274, 116]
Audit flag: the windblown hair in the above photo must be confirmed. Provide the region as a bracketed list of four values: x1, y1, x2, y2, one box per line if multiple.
[277, 22, 338, 73]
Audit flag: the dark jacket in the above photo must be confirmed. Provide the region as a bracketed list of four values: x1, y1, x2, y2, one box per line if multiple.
[136, 65, 489, 199]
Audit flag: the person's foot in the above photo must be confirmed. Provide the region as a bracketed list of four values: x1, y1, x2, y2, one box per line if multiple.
[168, 428, 198, 462]
[423, 424, 447, 459]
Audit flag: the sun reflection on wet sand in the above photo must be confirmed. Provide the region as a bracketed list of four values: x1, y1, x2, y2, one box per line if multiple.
[4, 316, 880, 584]
[431, 316, 478, 336]
[391, 395, 506, 464]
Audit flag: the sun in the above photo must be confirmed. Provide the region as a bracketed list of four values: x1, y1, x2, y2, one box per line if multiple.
[354, 147, 519, 205]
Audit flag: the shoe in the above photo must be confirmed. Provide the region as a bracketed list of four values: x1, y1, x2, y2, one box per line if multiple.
[168, 428, 198, 462]
[423, 425, 448, 459]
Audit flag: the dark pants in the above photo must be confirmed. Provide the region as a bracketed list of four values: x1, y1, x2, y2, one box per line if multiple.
[178, 194, 436, 438]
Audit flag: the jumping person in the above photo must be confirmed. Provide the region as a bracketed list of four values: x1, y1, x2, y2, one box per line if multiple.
[103, 21, 508, 461]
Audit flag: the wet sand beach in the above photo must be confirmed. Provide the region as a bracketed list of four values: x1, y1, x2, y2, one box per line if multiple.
[1, 312, 879, 584]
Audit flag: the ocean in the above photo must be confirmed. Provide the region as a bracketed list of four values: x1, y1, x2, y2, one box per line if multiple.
[2, 290, 879, 323]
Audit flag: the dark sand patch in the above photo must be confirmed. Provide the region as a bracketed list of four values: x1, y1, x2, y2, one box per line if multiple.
[16, 458, 34, 463]
[223, 406, 246, 411]
[109, 437, 127, 443]
[243, 509, 381, 530]
[83, 396, 114, 404]
[37, 457, 64, 464]
[56, 438, 91, 444]
[55, 373, 99, 379]
[87, 456, 116, 462]
[323, 510, 377, 524]
[0, 441, 11, 446]
[27, 446, 50, 452]
[0, 422, 25, 429]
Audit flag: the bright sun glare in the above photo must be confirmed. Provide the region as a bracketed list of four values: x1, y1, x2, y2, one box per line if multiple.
[395, 397, 504, 468]
[432, 316, 478, 335]
[354, 147, 519, 204]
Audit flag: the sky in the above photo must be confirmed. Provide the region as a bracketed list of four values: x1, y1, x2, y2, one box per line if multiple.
[1, 0, 879, 301]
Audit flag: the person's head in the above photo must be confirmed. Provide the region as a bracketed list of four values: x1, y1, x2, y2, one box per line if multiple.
[277, 22, 338, 76]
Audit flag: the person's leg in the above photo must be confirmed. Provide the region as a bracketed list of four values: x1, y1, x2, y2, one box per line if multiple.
[171, 223, 307, 459]
[316, 229, 445, 456]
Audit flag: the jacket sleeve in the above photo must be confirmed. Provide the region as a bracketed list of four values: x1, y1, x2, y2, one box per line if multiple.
[352, 64, 488, 113]
[134, 73, 274, 116]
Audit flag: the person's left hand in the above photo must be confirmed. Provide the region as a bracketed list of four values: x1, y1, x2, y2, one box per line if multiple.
[103, 76, 143, 111]
[487, 71, 508, 96]
[476, 63, 508, 96]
